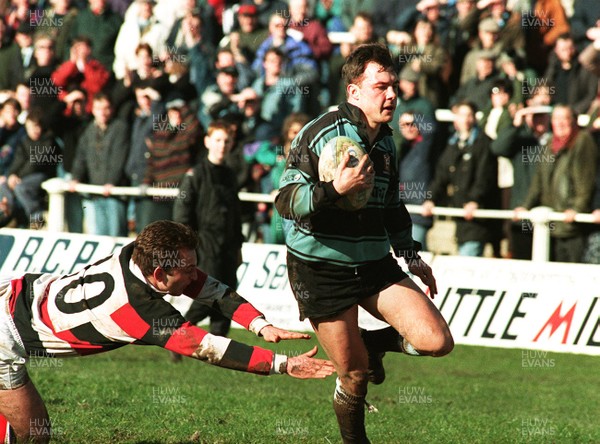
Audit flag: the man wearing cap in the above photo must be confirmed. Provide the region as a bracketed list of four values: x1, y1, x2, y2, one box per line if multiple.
[228, 4, 269, 67]
[453, 48, 501, 110]
[460, 16, 503, 84]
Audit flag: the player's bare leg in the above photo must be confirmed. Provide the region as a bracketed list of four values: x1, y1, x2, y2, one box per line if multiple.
[360, 277, 454, 358]
[0, 381, 50, 443]
[310, 305, 371, 444]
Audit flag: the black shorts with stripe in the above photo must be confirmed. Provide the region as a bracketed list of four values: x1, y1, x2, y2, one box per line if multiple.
[287, 252, 409, 321]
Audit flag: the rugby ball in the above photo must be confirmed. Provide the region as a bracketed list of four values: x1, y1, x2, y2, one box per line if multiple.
[318, 136, 373, 211]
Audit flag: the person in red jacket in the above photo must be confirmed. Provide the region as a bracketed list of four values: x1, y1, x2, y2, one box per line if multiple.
[51, 36, 110, 114]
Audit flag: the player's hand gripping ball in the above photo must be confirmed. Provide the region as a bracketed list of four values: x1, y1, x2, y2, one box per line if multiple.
[318, 136, 374, 211]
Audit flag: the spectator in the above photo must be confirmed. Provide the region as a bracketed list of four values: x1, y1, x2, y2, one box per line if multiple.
[544, 33, 598, 115]
[225, 3, 269, 67]
[288, 0, 332, 63]
[245, 0, 289, 29]
[491, 103, 552, 259]
[397, 110, 435, 250]
[173, 120, 244, 338]
[200, 66, 247, 127]
[459, 17, 502, 85]
[0, 22, 35, 91]
[112, 0, 170, 80]
[329, 12, 382, 105]
[4, 0, 37, 33]
[445, 0, 478, 93]
[124, 86, 158, 232]
[266, 112, 309, 244]
[69, 0, 123, 71]
[0, 98, 25, 179]
[70, 93, 129, 236]
[28, 35, 61, 121]
[55, 87, 90, 233]
[166, 3, 216, 59]
[523, 0, 570, 75]
[496, 52, 537, 104]
[140, 98, 203, 229]
[569, 0, 600, 50]
[32, 0, 79, 62]
[251, 47, 304, 137]
[340, 0, 374, 31]
[215, 47, 255, 91]
[515, 105, 597, 263]
[422, 101, 500, 256]
[391, 66, 437, 147]
[51, 36, 111, 114]
[252, 13, 318, 88]
[0, 110, 59, 228]
[393, 0, 451, 46]
[314, 0, 345, 32]
[453, 49, 501, 110]
[166, 0, 220, 49]
[395, 18, 450, 107]
[578, 24, 600, 76]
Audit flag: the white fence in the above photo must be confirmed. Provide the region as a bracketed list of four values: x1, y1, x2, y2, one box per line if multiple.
[41, 177, 598, 263]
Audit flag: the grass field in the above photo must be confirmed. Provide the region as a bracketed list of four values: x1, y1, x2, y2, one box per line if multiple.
[28, 329, 599, 444]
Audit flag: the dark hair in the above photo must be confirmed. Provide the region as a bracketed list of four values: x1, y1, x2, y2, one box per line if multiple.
[490, 78, 513, 98]
[354, 11, 374, 26]
[342, 43, 395, 87]
[26, 108, 45, 128]
[282, 112, 310, 142]
[72, 35, 92, 48]
[264, 47, 285, 61]
[92, 92, 112, 105]
[135, 43, 153, 57]
[1, 98, 22, 113]
[452, 100, 478, 114]
[132, 221, 199, 276]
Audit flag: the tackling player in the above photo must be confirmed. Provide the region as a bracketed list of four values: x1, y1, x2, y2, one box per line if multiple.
[275, 43, 454, 443]
[0, 220, 334, 443]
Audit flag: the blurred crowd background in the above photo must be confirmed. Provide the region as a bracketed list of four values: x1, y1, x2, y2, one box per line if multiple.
[0, 0, 600, 264]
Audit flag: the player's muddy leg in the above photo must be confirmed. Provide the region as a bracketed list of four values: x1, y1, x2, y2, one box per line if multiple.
[310, 306, 371, 444]
[0, 381, 50, 443]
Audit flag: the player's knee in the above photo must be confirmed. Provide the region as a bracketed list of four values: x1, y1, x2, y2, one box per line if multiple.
[427, 330, 454, 357]
[339, 369, 369, 396]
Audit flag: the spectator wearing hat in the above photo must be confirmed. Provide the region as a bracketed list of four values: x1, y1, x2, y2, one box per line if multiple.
[215, 48, 255, 91]
[461, 0, 525, 58]
[226, 3, 269, 67]
[391, 66, 437, 148]
[544, 33, 598, 115]
[459, 16, 503, 85]
[69, 0, 123, 71]
[51, 36, 111, 114]
[453, 48, 501, 110]
[112, 0, 170, 80]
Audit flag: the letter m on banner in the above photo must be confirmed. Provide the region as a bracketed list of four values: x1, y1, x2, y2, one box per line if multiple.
[534, 302, 577, 344]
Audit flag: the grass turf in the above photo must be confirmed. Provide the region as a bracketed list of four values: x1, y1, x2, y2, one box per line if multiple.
[28, 329, 599, 444]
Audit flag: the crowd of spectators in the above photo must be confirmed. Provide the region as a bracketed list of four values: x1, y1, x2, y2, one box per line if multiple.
[0, 0, 599, 263]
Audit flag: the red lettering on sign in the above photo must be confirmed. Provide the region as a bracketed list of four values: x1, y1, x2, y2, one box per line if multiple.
[534, 302, 577, 344]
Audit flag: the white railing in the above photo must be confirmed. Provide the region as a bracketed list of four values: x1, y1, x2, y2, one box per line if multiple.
[41, 178, 598, 263]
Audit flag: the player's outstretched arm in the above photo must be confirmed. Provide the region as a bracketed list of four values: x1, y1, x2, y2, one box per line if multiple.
[260, 325, 311, 342]
[285, 346, 335, 379]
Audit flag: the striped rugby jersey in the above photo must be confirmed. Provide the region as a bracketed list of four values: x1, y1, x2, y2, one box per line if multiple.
[7, 243, 285, 375]
[275, 102, 416, 266]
